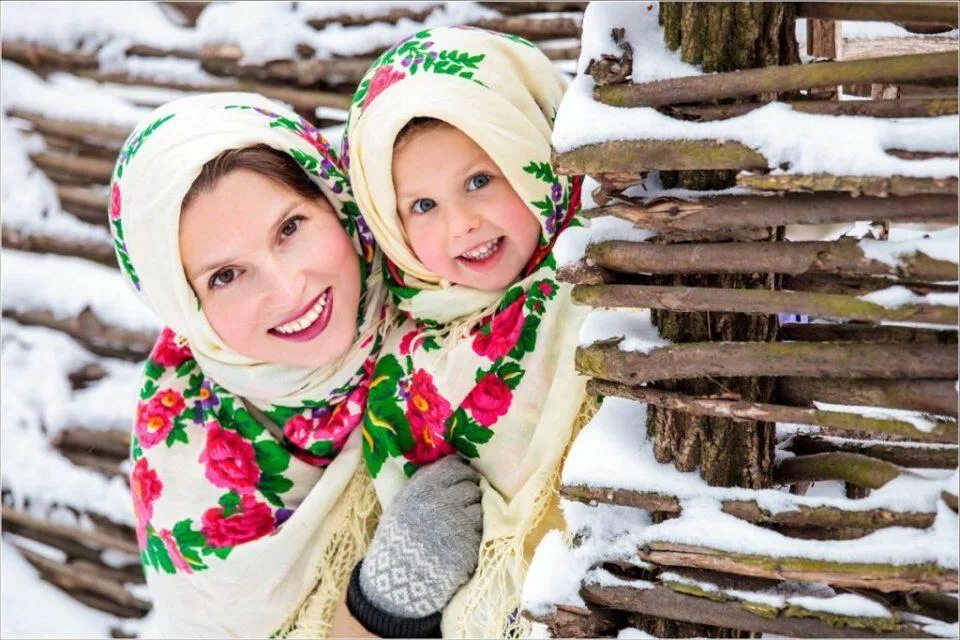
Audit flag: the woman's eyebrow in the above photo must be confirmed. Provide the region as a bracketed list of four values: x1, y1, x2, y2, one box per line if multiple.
[186, 202, 300, 280]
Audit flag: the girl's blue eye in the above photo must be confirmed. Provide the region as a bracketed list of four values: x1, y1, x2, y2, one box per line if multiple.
[209, 268, 240, 290]
[467, 174, 490, 191]
[280, 215, 305, 239]
[411, 198, 436, 214]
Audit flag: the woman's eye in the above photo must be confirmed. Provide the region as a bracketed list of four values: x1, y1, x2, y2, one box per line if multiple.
[209, 268, 239, 290]
[467, 173, 490, 191]
[280, 215, 305, 239]
[411, 198, 436, 214]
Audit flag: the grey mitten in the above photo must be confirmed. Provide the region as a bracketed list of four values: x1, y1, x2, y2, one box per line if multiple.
[359, 455, 483, 619]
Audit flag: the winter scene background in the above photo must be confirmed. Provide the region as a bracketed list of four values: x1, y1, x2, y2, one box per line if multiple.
[1, 1, 958, 638]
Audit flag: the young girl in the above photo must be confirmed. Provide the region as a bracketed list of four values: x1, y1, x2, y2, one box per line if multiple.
[343, 27, 590, 638]
[110, 92, 397, 637]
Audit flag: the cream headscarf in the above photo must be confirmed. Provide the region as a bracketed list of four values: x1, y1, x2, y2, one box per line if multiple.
[111, 93, 387, 637]
[346, 28, 591, 638]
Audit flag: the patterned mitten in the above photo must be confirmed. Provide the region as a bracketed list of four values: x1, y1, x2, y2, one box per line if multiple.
[357, 455, 483, 621]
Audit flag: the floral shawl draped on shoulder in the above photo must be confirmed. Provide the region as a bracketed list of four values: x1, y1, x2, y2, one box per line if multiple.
[345, 27, 591, 638]
[111, 93, 388, 638]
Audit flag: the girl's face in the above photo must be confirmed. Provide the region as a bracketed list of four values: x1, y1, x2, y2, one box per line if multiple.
[392, 124, 541, 291]
[179, 169, 361, 368]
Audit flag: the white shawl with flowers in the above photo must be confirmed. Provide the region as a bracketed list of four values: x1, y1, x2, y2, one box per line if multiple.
[345, 27, 591, 638]
[110, 93, 388, 637]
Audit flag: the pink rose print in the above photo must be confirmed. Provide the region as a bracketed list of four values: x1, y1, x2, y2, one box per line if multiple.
[135, 398, 174, 448]
[398, 328, 421, 356]
[364, 66, 406, 110]
[201, 494, 275, 548]
[109, 183, 122, 221]
[131, 458, 162, 548]
[283, 415, 314, 450]
[198, 423, 260, 492]
[158, 528, 193, 574]
[404, 369, 455, 465]
[538, 281, 555, 297]
[462, 374, 512, 427]
[150, 328, 193, 368]
[472, 295, 526, 360]
[156, 388, 185, 415]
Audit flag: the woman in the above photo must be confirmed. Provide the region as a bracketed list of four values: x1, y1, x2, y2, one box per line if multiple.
[111, 92, 387, 637]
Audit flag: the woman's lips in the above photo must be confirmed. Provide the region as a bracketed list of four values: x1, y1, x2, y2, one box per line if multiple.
[268, 287, 334, 342]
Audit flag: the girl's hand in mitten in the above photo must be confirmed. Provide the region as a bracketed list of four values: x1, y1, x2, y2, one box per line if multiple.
[358, 455, 483, 619]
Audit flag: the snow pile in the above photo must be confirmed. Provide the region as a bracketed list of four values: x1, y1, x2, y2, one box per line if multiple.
[196, 1, 500, 64]
[560, 397, 958, 569]
[579, 309, 671, 354]
[0, 321, 137, 526]
[554, 215, 656, 267]
[859, 226, 960, 267]
[858, 285, 959, 309]
[552, 2, 960, 178]
[2, 250, 160, 333]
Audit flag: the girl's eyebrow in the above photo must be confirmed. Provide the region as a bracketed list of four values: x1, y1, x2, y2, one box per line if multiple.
[186, 201, 301, 281]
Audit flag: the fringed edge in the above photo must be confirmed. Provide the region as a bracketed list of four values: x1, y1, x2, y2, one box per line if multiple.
[449, 395, 600, 639]
[274, 467, 381, 639]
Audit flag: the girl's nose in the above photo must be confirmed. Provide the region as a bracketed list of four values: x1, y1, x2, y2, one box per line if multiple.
[448, 204, 482, 238]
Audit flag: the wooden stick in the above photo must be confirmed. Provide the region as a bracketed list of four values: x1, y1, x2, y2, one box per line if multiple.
[781, 274, 958, 297]
[736, 173, 958, 196]
[586, 238, 958, 281]
[2, 506, 138, 554]
[581, 582, 930, 637]
[636, 541, 959, 592]
[577, 341, 959, 383]
[29, 151, 114, 184]
[581, 193, 957, 232]
[1, 307, 155, 362]
[53, 428, 131, 459]
[306, 6, 434, 29]
[56, 184, 109, 226]
[59, 450, 127, 479]
[796, 2, 958, 26]
[596, 52, 958, 107]
[572, 283, 958, 325]
[7, 108, 129, 143]
[789, 433, 958, 469]
[199, 48, 376, 87]
[665, 98, 959, 121]
[479, 2, 588, 15]
[775, 452, 904, 489]
[71, 68, 354, 111]
[15, 545, 150, 613]
[561, 485, 936, 530]
[469, 15, 581, 40]
[553, 139, 768, 174]
[777, 376, 958, 418]
[2, 226, 116, 267]
[585, 380, 959, 442]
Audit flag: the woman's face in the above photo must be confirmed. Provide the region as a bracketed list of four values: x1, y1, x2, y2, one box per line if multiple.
[179, 169, 361, 368]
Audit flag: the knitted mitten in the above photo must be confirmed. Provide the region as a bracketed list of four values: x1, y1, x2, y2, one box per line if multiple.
[358, 455, 483, 619]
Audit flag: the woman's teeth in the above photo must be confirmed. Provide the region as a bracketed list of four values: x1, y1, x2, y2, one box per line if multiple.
[273, 291, 328, 334]
[460, 237, 502, 261]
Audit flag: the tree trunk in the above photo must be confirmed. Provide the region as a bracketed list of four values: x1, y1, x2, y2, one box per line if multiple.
[649, 3, 798, 492]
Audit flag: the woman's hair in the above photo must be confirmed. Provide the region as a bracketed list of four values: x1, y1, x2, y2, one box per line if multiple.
[182, 144, 321, 211]
[393, 117, 450, 153]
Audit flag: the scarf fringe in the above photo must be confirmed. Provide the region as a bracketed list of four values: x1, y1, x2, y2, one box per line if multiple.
[448, 395, 599, 638]
[275, 467, 381, 639]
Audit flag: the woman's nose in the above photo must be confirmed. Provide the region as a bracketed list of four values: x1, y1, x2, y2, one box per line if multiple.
[264, 259, 305, 307]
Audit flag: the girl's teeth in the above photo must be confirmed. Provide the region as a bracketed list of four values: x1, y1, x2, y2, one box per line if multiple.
[461, 238, 501, 261]
[274, 291, 328, 334]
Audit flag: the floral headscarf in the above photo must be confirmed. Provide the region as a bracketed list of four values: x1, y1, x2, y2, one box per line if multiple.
[345, 28, 590, 638]
[111, 93, 387, 637]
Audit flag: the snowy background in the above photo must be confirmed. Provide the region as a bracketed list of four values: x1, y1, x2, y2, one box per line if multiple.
[2, 1, 958, 637]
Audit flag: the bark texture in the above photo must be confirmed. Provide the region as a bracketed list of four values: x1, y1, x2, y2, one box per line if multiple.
[645, 3, 802, 494]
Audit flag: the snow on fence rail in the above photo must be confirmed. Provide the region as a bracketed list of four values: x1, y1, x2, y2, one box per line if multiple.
[527, 2, 958, 638]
